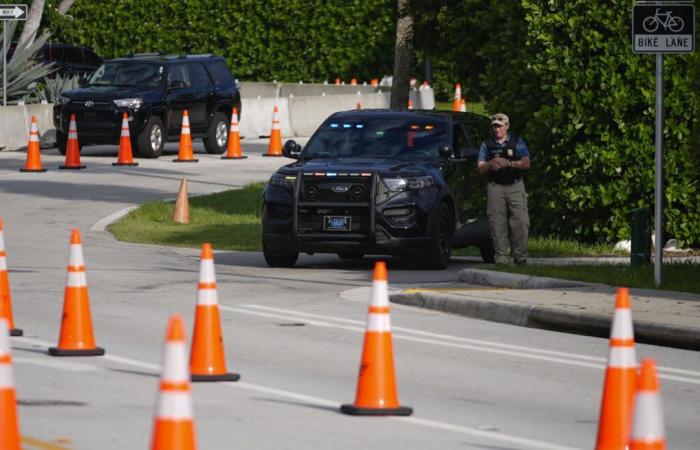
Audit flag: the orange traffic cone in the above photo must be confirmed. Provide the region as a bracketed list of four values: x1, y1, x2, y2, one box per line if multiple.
[151, 315, 197, 450]
[173, 177, 190, 224]
[630, 359, 666, 450]
[459, 98, 467, 112]
[0, 219, 22, 336]
[407, 98, 414, 110]
[0, 319, 21, 450]
[59, 114, 86, 170]
[371, 78, 379, 87]
[221, 108, 246, 160]
[113, 112, 139, 166]
[341, 261, 412, 416]
[335, 78, 341, 86]
[49, 229, 105, 356]
[356, 91, 362, 110]
[595, 287, 637, 450]
[350, 78, 358, 86]
[189, 243, 239, 382]
[263, 105, 283, 157]
[452, 83, 462, 112]
[19, 115, 47, 173]
[174, 111, 198, 163]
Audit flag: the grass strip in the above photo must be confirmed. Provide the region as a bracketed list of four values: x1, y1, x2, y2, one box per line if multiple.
[108, 182, 264, 251]
[481, 262, 700, 294]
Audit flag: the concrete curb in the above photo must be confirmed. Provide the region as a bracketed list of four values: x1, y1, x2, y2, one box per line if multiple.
[391, 290, 700, 351]
[458, 268, 602, 289]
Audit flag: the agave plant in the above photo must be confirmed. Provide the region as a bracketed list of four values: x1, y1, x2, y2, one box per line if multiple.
[0, 21, 56, 104]
[25, 72, 82, 104]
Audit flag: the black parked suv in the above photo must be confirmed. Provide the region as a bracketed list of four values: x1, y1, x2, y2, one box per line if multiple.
[53, 54, 241, 158]
[261, 109, 495, 269]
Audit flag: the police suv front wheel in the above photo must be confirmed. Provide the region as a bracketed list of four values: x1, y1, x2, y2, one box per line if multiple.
[422, 202, 454, 270]
[262, 240, 299, 268]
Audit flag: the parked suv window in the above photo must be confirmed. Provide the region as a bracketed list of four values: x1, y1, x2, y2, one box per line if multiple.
[207, 60, 235, 86]
[168, 63, 190, 86]
[188, 62, 211, 88]
[90, 62, 164, 88]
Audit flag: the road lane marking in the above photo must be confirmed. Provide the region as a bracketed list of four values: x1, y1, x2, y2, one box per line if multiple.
[21, 436, 72, 450]
[89, 206, 137, 232]
[14, 357, 102, 372]
[228, 304, 700, 385]
[13, 337, 577, 450]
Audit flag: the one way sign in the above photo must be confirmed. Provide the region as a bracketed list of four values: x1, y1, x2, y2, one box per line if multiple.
[0, 4, 27, 20]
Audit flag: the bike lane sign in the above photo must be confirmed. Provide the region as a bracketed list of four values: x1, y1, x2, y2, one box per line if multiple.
[633, 3, 695, 53]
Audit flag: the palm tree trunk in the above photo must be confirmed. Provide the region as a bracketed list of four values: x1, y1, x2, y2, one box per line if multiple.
[390, 0, 413, 109]
[16, 0, 45, 48]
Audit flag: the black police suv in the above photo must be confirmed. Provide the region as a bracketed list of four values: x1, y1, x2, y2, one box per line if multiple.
[261, 109, 495, 269]
[53, 54, 241, 158]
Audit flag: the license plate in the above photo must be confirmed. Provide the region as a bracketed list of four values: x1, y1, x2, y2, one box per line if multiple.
[324, 216, 352, 231]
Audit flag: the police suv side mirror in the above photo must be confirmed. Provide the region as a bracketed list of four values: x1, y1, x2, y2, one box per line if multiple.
[438, 145, 453, 159]
[283, 140, 302, 159]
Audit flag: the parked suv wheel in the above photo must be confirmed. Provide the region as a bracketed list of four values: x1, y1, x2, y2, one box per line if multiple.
[203, 112, 228, 154]
[135, 116, 164, 158]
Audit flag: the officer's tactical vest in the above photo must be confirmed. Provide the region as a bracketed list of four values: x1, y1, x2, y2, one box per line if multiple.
[485, 135, 523, 185]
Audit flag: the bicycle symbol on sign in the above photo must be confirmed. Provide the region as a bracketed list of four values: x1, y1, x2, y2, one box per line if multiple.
[642, 8, 684, 33]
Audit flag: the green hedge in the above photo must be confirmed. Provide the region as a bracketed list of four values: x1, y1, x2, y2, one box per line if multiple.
[45, 0, 395, 82]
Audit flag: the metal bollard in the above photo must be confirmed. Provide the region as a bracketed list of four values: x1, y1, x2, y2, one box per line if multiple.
[630, 207, 652, 268]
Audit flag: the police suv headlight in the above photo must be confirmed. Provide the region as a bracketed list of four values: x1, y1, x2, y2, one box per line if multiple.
[113, 97, 143, 109]
[57, 95, 70, 105]
[268, 173, 296, 189]
[377, 176, 434, 204]
[382, 175, 434, 191]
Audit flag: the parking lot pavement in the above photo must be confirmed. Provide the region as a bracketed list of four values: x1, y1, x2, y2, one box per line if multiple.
[391, 263, 700, 350]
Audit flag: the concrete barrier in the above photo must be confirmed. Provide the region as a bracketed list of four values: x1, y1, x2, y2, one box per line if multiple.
[0, 83, 434, 150]
[238, 81, 279, 99]
[279, 83, 379, 98]
[0, 104, 55, 151]
[238, 97, 293, 139]
[288, 92, 390, 137]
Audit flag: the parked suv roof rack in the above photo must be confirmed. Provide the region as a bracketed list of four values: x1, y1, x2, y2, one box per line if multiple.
[127, 52, 163, 58]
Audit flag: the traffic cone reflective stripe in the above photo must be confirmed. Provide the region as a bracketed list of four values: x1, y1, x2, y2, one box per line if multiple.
[151, 315, 197, 450]
[189, 244, 239, 382]
[0, 219, 22, 336]
[263, 106, 283, 157]
[113, 112, 138, 166]
[20, 115, 47, 173]
[630, 359, 666, 450]
[221, 108, 246, 160]
[341, 261, 412, 416]
[49, 229, 105, 356]
[60, 114, 86, 169]
[452, 83, 462, 111]
[0, 319, 21, 450]
[459, 98, 467, 112]
[174, 111, 198, 163]
[595, 287, 637, 450]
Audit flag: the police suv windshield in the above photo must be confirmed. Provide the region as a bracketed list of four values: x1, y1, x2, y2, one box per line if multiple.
[303, 119, 447, 160]
[88, 62, 164, 88]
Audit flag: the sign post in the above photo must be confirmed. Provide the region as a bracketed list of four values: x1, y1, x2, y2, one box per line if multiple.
[1, 4, 28, 106]
[632, 1, 694, 286]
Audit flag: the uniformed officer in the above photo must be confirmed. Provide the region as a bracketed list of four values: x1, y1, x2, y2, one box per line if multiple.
[477, 113, 531, 264]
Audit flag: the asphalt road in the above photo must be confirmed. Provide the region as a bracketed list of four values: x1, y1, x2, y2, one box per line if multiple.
[1, 142, 699, 449]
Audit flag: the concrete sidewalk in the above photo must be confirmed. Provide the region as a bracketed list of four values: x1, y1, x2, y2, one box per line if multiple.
[391, 266, 700, 351]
